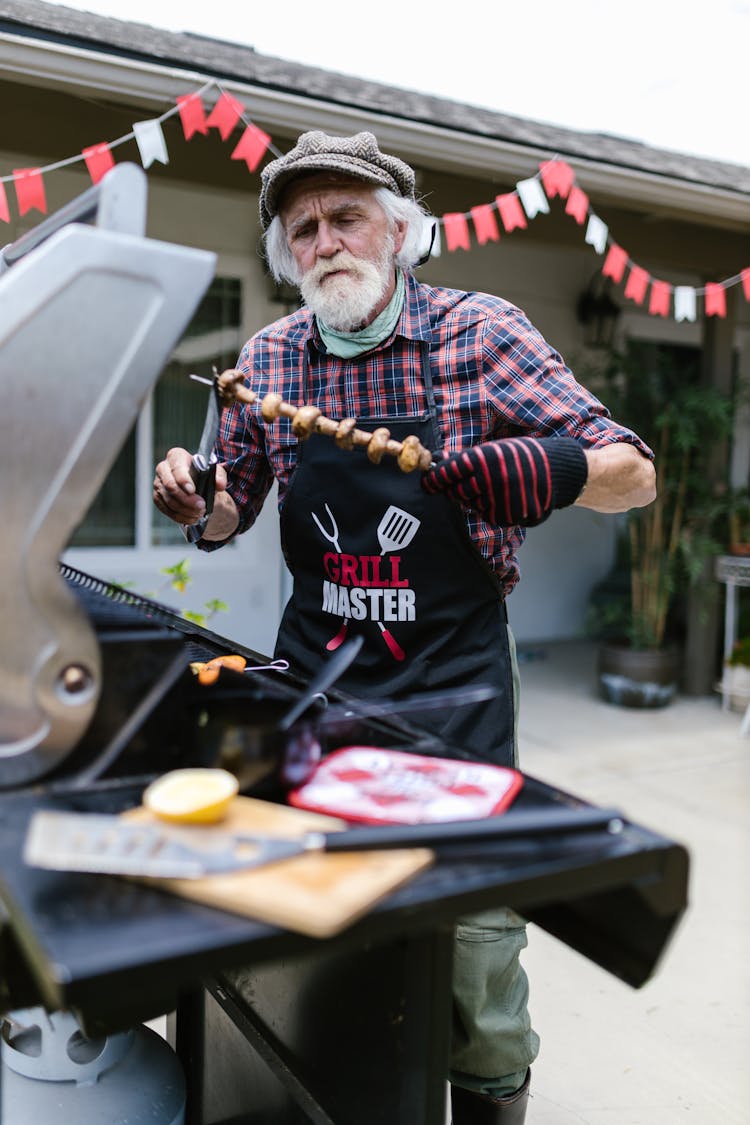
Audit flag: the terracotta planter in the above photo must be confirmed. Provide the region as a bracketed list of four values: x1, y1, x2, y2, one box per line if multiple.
[597, 643, 681, 708]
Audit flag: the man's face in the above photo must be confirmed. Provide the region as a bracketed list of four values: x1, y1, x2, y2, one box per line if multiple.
[280, 175, 406, 331]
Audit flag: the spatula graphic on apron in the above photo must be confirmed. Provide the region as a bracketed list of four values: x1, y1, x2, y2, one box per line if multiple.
[373, 506, 421, 661]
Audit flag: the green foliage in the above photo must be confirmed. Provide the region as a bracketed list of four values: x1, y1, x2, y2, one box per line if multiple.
[587, 341, 734, 650]
[118, 560, 228, 630]
[727, 636, 750, 668]
[182, 609, 209, 626]
[159, 559, 228, 628]
[204, 598, 229, 615]
[160, 559, 192, 594]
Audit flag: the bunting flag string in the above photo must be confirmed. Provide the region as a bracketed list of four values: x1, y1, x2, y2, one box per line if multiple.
[439, 156, 749, 322]
[0, 79, 746, 323]
[0, 78, 280, 209]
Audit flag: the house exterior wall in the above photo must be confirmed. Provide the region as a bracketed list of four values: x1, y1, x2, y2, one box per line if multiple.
[3, 69, 749, 651]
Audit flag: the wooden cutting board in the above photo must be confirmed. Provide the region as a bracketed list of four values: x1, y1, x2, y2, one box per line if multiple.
[123, 797, 433, 939]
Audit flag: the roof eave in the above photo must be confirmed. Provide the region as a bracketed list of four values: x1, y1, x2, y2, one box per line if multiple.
[2, 31, 748, 231]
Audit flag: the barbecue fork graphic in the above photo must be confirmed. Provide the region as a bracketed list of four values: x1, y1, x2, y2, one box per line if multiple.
[311, 503, 421, 660]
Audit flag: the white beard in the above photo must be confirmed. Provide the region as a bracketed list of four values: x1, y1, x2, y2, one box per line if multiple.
[299, 240, 394, 332]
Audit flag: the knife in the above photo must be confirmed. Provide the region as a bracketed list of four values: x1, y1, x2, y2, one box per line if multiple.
[23, 806, 626, 880]
[183, 370, 222, 544]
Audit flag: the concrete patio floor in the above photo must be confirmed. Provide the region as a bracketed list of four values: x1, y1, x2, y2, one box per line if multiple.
[512, 641, 750, 1124]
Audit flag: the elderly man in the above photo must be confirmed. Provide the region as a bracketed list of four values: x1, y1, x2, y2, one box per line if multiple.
[154, 130, 655, 1124]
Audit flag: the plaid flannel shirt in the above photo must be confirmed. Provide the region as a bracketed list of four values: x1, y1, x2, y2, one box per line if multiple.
[209, 272, 652, 595]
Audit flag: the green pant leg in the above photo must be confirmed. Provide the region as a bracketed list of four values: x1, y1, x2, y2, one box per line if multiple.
[449, 627, 540, 1098]
[449, 906, 539, 1096]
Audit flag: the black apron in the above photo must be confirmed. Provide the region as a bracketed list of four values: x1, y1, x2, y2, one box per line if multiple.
[274, 340, 515, 765]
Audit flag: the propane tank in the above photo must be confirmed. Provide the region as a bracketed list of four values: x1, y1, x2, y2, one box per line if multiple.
[1, 1007, 186, 1124]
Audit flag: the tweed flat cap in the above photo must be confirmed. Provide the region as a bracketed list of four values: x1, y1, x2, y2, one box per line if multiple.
[259, 130, 416, 229]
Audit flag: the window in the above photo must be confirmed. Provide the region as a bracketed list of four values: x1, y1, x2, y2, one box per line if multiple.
[70, 276, 243, 549]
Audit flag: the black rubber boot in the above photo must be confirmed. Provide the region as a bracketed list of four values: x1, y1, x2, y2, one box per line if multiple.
[450, 1069, 530, 1124]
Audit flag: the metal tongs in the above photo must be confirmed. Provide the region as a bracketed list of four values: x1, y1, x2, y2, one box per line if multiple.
[183, 368, 222, 543]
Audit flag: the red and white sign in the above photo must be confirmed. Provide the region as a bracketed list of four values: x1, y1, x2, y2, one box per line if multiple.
[289, 746, 523, 824]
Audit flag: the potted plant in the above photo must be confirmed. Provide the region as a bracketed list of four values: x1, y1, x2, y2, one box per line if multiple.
[722, 636, 750, 712]
[586, 341, 733, 707]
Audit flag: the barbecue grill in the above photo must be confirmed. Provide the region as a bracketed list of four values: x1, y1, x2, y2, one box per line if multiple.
[0, 168, 689, 1125]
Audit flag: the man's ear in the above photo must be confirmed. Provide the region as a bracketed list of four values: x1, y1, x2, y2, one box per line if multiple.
[393, 218, 408, 255]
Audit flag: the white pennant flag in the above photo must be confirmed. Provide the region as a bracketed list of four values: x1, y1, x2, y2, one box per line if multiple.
[516, 177, 550, 220]
[133, 119, 169, 169]
[585, 214, 609, 255]
[674, 286, 697, 322]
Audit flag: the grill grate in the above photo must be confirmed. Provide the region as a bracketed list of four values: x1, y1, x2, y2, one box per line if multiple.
[61, 563, 273, 667]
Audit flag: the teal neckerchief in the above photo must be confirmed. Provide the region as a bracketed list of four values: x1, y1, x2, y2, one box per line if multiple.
[317, 269, 405, 358]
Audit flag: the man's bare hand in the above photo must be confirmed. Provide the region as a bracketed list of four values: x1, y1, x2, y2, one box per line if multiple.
[153, 447, 228, 526]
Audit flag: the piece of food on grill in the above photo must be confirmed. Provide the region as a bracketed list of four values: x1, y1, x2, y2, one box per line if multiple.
[190, 653, 247, 685]
[143, 768, 239, 824]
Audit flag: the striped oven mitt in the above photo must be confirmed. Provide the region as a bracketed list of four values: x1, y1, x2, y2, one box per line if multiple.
[422, 437, 588, 527]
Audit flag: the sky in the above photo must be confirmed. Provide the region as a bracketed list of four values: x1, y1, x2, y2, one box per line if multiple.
[48, 0, 749, 168]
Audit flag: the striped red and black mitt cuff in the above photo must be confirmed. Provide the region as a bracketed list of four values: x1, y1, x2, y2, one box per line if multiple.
[421, 437, 588, 526]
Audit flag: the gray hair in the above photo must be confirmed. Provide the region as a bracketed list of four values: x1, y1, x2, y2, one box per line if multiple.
[263, 187, 434, 285]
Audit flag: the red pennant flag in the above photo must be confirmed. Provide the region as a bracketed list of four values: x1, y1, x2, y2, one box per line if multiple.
[564, 185, 588, 225]
[0, 182, 9, 223]
[231, 124, 272, 172]
[443, 212, 471, 252]
[495, 193, 527, 233]
[704, 282, 727, 318]
[602, 244, 628, 284]
[539, 160, 575, 200]
[13, 168, 46, 216]
[742, 267, 750, 302]
[624, 265, 649, 305]
[470, 204, 500, 245]
[82, 143, 115, 185]
[648, 280, 671, 317]
[176, 93, 209, 140]
[206, 92, 244, 140]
